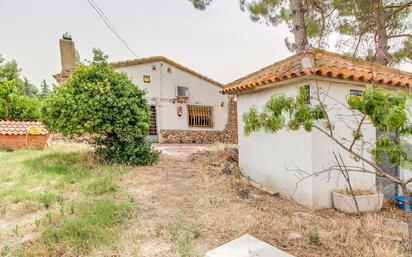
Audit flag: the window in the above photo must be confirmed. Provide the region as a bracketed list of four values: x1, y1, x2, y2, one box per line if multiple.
[350, 89, 363, 96]
[143, 75, 151, 83]
[176, 86, 189, 97]
[188, 105, 213, 128]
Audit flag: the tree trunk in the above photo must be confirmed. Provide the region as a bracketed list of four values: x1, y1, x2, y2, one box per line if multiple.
[401, 184, 412, 250]
[372, 0, 389, 65]
[289, 0, 308, 52]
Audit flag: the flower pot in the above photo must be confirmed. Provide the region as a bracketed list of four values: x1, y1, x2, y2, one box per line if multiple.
[332, 191, 383, 214]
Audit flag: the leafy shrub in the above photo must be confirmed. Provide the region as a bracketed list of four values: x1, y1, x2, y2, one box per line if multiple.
[42, 49, 159, 165]
[0, 78, 40, 121]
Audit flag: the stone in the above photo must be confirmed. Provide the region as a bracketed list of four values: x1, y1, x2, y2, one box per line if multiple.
[373, 233, 403, 242]
[223, 161, 238, 175]
[287, 232, 303, 240]
[205, 234, 295, 257]
[384, 218, 408, 233]
[293, 212, 316, 219]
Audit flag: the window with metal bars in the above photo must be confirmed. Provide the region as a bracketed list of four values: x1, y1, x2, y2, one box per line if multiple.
[188, 105, 213, 128]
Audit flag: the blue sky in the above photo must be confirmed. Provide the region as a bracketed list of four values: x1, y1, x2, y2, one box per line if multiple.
[0, 0, 410, 87]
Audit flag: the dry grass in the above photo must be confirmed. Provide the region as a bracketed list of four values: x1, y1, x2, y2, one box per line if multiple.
[1, 143, 410, 257]
[118, 148, 409, 257]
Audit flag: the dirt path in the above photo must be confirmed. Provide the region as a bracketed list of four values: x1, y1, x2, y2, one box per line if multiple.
[117, 147, 408, 257]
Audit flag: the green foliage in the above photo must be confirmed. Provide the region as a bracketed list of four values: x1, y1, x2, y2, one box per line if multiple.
[0, 55, 38, 97]
[42, 49, 159, 165]
[332, 0, 412, 64]
[0, 78, 41, 121]
[243, 86, 325, 135]
[156, 218, 202, 257]
[39, 79, 51, 99]
[189, 0, 334, 50]
[38, 191, 61, 209]
[38, 199, 130, 255]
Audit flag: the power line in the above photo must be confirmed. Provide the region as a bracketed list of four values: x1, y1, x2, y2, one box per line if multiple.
[86, 0, 139, 58]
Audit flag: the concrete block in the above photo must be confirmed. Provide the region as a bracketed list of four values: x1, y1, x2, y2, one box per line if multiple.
[332, 191, 383, 214]
[205, 234, 295, 257]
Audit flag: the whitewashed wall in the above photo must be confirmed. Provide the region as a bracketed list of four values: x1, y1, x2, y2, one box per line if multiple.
[115, 61, 229, 135]
[309, 80, 376, 209]
[237, 78, 380, 209]
[237, 82, 314, 207]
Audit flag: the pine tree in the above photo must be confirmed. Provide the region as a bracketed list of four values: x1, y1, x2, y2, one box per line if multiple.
[40, 79, 50, 99]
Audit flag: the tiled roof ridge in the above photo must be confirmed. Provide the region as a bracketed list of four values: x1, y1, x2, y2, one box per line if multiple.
[225, 51, 307, 88]
[0, 120, 48, 136]
[111, 56, 223, 88]
[311, 48, 412, 77]
[221, 48, 412, 94]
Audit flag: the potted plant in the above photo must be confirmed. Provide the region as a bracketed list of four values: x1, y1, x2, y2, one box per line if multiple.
[332, 189, 383, 214]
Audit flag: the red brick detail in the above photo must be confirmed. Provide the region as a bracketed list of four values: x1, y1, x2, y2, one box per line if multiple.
[227, 96, 238, 144]
[0, 134, 50, 151]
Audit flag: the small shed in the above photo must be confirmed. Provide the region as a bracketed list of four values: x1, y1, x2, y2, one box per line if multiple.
[221, 48, 412, 209]
[0, 121, 50, 151]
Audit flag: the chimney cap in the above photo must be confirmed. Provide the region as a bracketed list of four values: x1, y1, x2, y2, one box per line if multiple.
[62, 32, 72, 40]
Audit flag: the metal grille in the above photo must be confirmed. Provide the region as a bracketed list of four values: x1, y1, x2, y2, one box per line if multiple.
[149, 105, 157, 136]
[188, 105, 213, 128]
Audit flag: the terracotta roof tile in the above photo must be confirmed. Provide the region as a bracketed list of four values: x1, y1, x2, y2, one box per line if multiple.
[0, 121, 49, 136]
[221, 48, 412, 94]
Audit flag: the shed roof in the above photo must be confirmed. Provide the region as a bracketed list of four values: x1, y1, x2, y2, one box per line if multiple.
[0, 121, 49, 136]
[111, 56, 223, 88]
[221, 48, 412, 94]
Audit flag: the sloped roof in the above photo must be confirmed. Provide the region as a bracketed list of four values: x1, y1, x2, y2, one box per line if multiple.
[221, 48, 412, 94]
[0, 121, 49, 136]
[111, 56, 223, 88]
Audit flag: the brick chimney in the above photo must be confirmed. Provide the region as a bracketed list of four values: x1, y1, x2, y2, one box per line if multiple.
[53, 33, 77, 83]
[60, 33, 76, 72]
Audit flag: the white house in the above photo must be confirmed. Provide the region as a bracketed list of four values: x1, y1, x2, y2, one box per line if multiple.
[54, 35, 237, 144]
[111, 56, 236, 143]
[221, 48, 412, 209]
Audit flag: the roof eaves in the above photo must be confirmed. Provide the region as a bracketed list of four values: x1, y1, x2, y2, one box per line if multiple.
[111, 56, 224, 88]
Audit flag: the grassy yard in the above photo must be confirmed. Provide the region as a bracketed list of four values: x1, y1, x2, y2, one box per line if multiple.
[0, 142, 410, 257]
[0, 143, 136, 256]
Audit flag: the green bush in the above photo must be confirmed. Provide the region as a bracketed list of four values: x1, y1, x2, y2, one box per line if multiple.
[0, 78, 40, 121]
[42, 49, 159, 165]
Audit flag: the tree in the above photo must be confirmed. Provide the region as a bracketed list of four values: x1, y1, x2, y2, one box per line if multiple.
[39, 79, 51, 99]
[243, 85, 412, 249]
[188, 0, 334, 51]
[332, 0, 412, 65]
[0, 54, 38, 97]
[0, 78, 40, 121]
[42, 49, 159, 166]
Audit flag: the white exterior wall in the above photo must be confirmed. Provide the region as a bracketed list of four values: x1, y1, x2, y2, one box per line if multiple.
[237, 82, 314, 207]
[115, 61, 229, 139]
[237, 78, 379, 209]
[309, 80, 376, 209]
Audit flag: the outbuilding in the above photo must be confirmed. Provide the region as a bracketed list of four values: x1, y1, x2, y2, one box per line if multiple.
[0, 121, 50, 151]
[221, 48, 412, 209]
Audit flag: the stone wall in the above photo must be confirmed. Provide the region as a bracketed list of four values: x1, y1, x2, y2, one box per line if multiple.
[160, 96, 238, 144]
[160, 130, 231, 144]
[0, 134, 50, 151]
[227, 95, 238, 144]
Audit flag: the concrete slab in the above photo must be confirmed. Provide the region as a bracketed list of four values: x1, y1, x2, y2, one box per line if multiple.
[205, 234, 295, 257]
[153, 143, 211, 159]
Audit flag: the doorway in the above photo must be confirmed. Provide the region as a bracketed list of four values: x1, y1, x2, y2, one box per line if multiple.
[149, 105, 159, 142]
